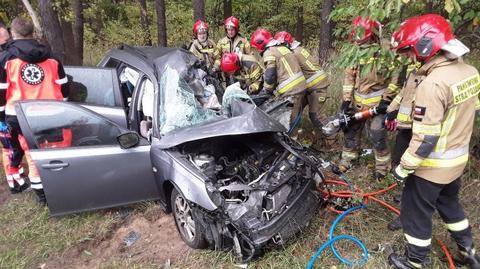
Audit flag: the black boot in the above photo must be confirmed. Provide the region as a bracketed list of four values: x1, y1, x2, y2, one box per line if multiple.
[388, 216, 402, 231]
[10, 181, 31, 194]
[454, 245, 480, 269]
[388, 253, 421, 269]
[373, 171, 385, 181]
[34, 189, 47, 206]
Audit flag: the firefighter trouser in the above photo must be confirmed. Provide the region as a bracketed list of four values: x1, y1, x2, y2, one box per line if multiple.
[6, 116, 42, 190]
[401, 175, 473, 266]
[341, 113, 391, 174]
[290, 87, 328, 131]
[392, 128, 413, 167]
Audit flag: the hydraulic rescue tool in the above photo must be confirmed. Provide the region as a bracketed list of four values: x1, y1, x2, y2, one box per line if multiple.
[322, 107, 379, 136]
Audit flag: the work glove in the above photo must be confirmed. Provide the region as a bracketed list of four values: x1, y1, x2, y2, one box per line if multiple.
[384, 110, 398, 131]
[376, 99, 390, 114]
[392, 165, 413, 186]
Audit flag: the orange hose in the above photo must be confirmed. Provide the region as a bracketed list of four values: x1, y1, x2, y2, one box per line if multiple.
[318, 178, 456, 269]
[437, 239, 457, 269]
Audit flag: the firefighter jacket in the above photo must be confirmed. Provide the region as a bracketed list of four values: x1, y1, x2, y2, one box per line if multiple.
[291, 42, 329, 95]
[189, 39, 216, 69]
[227, 53, 263, 94]
[387, 63, 423, 129]
[400, 54, 480, 184]
[343, 57, 400, 110]
[0, 39, 68, 121]
[213, 34, 251, 69]
[262, 41, 306, 96]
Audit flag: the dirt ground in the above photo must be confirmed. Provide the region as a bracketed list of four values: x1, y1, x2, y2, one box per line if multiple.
[42, 210, 189, 268]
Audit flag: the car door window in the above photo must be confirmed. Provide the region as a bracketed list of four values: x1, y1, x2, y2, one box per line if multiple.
[65, 67, 119, 107]
[137, 78, 154, 138]
[20, 101, 123, 149]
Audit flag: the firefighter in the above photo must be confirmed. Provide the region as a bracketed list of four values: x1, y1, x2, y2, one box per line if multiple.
[219, 52, 263, 94]
[213, 16, 252, 73]
[188, 20, 216, 69]
[250, 28, 307, 127]
[388, 14, 480, 269]
[274, 31, 329, 130]
[339, 16, 400, 181]
[0, 17, 69, 205]
[0, 22, 29, 194]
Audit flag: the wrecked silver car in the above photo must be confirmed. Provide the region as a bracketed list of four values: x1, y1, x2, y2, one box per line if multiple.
[14, 46, 326, 261]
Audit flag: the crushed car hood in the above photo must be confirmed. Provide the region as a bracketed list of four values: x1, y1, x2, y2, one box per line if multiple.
[157, 107, 286, 149]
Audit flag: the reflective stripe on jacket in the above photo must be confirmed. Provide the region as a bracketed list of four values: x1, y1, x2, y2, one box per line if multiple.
[400, 54, 480, 184]
[262, 45, 306, 96]
[189, 39, 216, 69]
[292, 45, 329, 91]
[213, 35, 251, 68]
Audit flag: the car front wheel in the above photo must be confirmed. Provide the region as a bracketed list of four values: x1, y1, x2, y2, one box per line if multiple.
[171, 188, 208, 249]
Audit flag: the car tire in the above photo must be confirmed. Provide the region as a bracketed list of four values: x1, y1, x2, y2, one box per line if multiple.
[171, 188, 208, 249]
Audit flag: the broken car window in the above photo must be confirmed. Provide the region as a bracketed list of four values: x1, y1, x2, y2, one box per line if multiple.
[158, 66, 222, 134]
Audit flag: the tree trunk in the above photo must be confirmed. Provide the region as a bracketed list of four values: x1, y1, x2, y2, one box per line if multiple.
[155, 0, 167, 47]
[193, 0, 205, 21]
[139, 0, 152, 45]
[318, 0, 334, 67]
[38, 0, 65, 62]
[21, 0, 43, 38]
[223, 0, 232, 19]
[61, 20, 76, 64]
[72, 0, 84, 64]
[295, 6, 304, 43]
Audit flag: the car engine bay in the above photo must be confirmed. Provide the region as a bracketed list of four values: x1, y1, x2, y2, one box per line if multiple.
[180, 133, 326, 261]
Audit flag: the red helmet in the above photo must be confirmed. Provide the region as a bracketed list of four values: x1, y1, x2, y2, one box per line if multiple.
[220, 53, 240, 73]
[193, 20, 209, 37]
[224, 16, 240, 31]
[391, 14, 454, 61]
[274, 31, 294, 46]
[250, 28, 273, 53]
[349, 16, 381, 44]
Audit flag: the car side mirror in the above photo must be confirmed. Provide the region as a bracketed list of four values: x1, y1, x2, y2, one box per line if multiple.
[117, 131, 140, 149]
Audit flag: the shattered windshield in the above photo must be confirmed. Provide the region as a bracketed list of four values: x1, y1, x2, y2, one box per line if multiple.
[158, 66, 222, 134]
[158, 66, 257, 134]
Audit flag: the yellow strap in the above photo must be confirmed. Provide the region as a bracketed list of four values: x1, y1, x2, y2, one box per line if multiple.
[281, 57, 294, 77]
[412, 122, 442, 135]
[397, 113, 412, 123]
[278, 46, 291, 55]
[264, 56, 276, 62]
[306, 73, 327, 89]
[354, 94, 382, 106]
[305, 59, 317, 71]
[402, 151, 424, 167]
[300, 48, 310, 59]
[435, 106, 457, 152]
[446, 219, 469, 232]
[421, 154, 468, 168]
[405, 233, 431, 247]
[277, 75, 305, 95]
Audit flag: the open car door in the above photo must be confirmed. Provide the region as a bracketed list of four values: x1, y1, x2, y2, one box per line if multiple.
[65, 66, 128, 128]
[15, 100, 160, 216]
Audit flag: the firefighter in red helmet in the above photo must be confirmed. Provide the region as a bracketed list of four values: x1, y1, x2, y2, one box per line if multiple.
[388, 14, 480, 269]
[250, 28, 306, 129]
[189, 20, 216, 69]
[213, 16, 252, 74]
[339, 16, 401, 181]
[220, 52, 263, 94]
[274, 31, 329, 131]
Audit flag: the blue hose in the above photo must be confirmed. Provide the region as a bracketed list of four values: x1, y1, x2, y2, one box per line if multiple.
[288, 103, 303, 135]
[306, 204, 369, 269]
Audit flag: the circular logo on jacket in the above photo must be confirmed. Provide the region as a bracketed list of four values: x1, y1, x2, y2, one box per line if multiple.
[21, 63, 45, 85]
